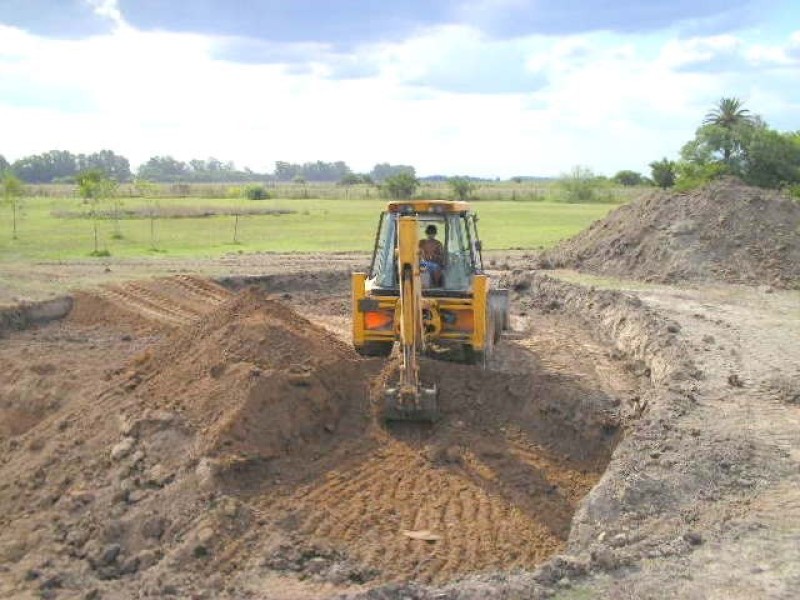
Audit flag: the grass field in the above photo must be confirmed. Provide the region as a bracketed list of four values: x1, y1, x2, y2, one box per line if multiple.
[0, 196, 619, 261]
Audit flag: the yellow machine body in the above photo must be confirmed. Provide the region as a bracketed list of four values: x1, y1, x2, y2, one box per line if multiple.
[352, 200, 508, 420]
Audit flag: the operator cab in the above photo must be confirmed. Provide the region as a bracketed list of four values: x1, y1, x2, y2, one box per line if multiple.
[367, 201, 484, 295]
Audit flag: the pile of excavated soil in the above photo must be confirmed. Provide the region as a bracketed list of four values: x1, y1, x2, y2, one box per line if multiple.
[129, 288, 370, 461]
[67, 275, 231, 332]
[0, 286, 377, 598]
[536, 178, 800, 288]
[0, 278, 630, 598]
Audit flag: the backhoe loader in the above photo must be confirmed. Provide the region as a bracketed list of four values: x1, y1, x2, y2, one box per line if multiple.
[352, 200, 509, 421]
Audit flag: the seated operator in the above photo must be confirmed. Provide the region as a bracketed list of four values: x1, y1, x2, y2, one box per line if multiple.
[419, 224, 444, 286]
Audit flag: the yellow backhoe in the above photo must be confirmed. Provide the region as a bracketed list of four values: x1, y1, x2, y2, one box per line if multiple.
[352, 200, 509, 421]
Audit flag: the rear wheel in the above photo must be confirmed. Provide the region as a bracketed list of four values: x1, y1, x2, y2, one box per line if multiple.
[492, 308, 505, 344]
[462, 343, 482, 365]
[355, 341, 394, 357]
[463, 344, 492, 368]
[463, 310, 495, 367]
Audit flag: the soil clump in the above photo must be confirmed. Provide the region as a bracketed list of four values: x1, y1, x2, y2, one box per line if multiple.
[536, 178, 800, 288]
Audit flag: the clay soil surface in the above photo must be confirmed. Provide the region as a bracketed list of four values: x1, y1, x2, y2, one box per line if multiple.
[0, 254, 798, 599]
[536, 178, 800, 289]
[0, 270, 637, 599]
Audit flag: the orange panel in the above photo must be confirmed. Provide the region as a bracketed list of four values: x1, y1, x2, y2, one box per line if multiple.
[365, 310, 394, 330]
[443, 310, 473, 332]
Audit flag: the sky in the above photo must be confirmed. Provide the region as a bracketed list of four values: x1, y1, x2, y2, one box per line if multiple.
[0, 0, 798, 178]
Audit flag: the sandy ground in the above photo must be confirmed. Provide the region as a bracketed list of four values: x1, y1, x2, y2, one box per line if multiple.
[570, 280, 800, 599]
[0, 253, 370, 307]
[0, 255, 798, 599]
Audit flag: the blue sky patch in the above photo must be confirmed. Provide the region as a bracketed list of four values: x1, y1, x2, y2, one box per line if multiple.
[0, 0, 112, 38]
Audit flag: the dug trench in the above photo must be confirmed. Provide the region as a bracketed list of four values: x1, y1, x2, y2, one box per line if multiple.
[0, 272, 647, 598]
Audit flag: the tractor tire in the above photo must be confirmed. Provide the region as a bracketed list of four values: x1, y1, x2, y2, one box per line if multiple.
[492, 308, 505, 344]
[462, 344, 490, 368]
[462, 343, 480, 365]
[355, 341, 394, 357]
[463, 313, 494, 368]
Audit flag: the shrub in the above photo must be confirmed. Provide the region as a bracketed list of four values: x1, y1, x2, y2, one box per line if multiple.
[244, 184, 269, 200]
[448, 176, 476, 201]
[382, 172, 419, 199]
[558, 166, 598, 202]
[612, 170, 644, 186]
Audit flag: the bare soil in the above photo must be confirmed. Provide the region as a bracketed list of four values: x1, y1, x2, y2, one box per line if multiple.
[0, 272, 637, 599]
[536, 178, 800, 289]
[0, 254, 797, 599]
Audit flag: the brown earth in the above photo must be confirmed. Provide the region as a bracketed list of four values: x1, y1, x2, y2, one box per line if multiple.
[0, 273, 637, 599]
[0, 245, 797, 599]
[67, 275, 232, 332]
[536, 178, 800, 289]
[1, 179, 798, 599]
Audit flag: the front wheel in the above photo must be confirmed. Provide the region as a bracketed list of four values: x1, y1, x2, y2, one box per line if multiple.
[355, 341, 394, 357]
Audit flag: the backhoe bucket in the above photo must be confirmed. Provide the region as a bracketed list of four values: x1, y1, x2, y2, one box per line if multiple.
[383, 383, 439, 422]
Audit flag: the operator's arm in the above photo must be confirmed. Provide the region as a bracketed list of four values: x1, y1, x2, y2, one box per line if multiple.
[433, 240, 445, 264]
[419, 239, 433, 261]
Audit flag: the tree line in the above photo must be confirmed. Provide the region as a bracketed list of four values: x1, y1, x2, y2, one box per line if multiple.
[3, 98, 798, 196]
[0, 149, 421, 186]
[2, 150, 131, 184]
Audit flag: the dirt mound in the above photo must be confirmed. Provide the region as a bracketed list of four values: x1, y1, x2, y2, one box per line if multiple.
[67, 275, 232, 332]
[128, 288, 368, 461]
[537, 178, 800, 288]
[0, 276, 634, 598]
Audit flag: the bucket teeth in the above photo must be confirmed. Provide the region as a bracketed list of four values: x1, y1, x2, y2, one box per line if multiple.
[383, 384, 438, 422]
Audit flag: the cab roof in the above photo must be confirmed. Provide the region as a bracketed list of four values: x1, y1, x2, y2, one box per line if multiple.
[386, 200, 471, 214]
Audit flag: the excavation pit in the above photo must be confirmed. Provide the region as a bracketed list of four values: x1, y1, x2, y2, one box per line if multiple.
[0, 275, 634, 595]
[236, 352, 623, 585]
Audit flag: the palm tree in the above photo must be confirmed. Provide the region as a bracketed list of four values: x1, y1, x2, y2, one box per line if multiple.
[703, 97, 754, 128]
[702, 97, 755, 162]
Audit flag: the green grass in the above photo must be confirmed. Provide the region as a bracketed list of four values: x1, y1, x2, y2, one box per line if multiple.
[0, 196, 618, 261]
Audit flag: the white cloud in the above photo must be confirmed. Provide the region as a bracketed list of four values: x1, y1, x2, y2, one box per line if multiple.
[658, 31, 800, 71]
[87, 0, 124, 28]
[658, 34, 742, 69]
[1, 12, 798, 178]
[745, 30, 800, 67]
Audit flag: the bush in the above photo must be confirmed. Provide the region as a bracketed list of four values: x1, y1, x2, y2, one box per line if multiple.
[649, 158, 677, 189]
[674, 161, 727, 191]
[382, 172, 419, 199]
[448, 176, 476, 201]
[244, 184, 269, 200]
[612, 170, 644, 186]
[558, 166, 598, 202]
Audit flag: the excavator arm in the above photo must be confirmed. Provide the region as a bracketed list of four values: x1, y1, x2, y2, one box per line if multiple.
[383, 216, 438, 421]
[353, 200, 508, 422]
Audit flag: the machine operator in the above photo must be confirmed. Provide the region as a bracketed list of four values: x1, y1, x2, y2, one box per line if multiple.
[419, 224, 444, 287]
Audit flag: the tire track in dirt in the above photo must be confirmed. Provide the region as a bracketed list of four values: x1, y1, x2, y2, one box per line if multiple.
[0, 274, 636, 598]
[98, 287, 193, 326]
[265, 424, 599, 584]
[71, 276, 232, 330]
